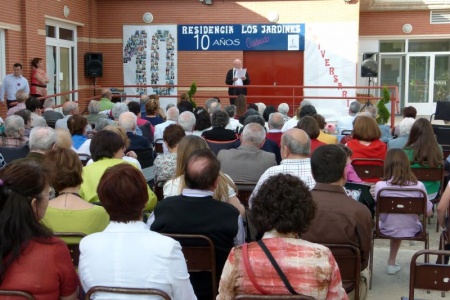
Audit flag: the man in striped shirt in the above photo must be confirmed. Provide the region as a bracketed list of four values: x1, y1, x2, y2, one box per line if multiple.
[249, 128, 315, 207]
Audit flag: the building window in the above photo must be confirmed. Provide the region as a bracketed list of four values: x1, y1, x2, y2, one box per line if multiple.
[380, 40, 405, 52]
[409, 39, 450, 52]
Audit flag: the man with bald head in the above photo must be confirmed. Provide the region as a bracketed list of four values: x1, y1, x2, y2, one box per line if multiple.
[225, 59, 250, 105]
[151, 148, 242, 299]
[249, 128, 316, 207]
[218, 123, 276, 182]
[99, 88, 114, 111]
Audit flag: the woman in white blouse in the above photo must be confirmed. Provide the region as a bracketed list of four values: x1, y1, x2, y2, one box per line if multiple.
[79, 163, 196, 299]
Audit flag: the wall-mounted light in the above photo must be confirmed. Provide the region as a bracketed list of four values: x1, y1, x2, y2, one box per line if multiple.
[63, 5, 70, 18]
[403, 24, 413, 34]
[143, 12, 153, 23]
[267, 11, 279, 23]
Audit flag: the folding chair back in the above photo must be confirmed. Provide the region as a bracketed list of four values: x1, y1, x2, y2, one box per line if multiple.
[154, 180, 167, 202]
[0, 290, 35, 299]
[341, 130, 352, 135]
[351, 158, 384, 181]
[235, 294, 315, 299]
[78, 153, 91, 166]
[205, 139, 237, 156]
[134, 147, 154, 169]
[370, 187, 429, 289]
[163, 233, 217, 299]
[54, 232, 86, 267]
[401, 249, 450, 300]
[323, 244, 361, 299]
[84, 286, 171, 300]
[0, 145, 30, 163]
[235, 181, 257, 208]
[154, 139, 164, 154]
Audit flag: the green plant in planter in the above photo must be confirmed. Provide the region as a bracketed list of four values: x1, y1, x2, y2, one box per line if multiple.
[376, 87, 391, 125]
[187, 82, 197, 108]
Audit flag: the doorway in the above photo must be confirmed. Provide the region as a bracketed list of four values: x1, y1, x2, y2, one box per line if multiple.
[46, 21, 77, 105]
[379, 55, 405, 113]
[243, 51, 303, 105]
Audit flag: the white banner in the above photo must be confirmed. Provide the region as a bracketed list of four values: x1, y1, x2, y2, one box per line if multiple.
[304, 23, 358, 122]
[123, 25, 177, 109]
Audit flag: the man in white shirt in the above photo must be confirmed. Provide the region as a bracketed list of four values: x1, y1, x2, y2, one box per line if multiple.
[249, 128, 316, 207]
[336, 101, 361, 134]
[154, 107, 179, 153]
[0, 63, 30, 109]
[225, 59, 250, 105]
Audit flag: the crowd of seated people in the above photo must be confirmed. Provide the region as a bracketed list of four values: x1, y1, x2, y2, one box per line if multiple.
[0, 93, 448, 300]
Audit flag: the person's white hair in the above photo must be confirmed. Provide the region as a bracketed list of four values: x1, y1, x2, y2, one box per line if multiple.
[268, 112, 285, 130]
[88, 100, 100, 114]
[118, 112, 137, 132]
[278, 103, 289, 116]
[178, 111, 196, 132]
[300, 100, 312, 108]
[166, 107, 179, 121]
[255, 102, 266, 117]
[242, 123, 266, 147]
[364, 106, 377, 119]
[29, 126, 57, 151]
[208, 101, 221, 114]
[43, 98, 55, 109]
[62, 101, 78, 116]
[4, 115, 24, 138]
[111, 103, 129, 120]
[399, 117, 415, 136]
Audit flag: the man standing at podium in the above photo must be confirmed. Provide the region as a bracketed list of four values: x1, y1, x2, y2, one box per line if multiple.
[225, 59, 250, 105]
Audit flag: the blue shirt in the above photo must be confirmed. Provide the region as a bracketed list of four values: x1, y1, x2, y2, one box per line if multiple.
[0, 74, 30, 101]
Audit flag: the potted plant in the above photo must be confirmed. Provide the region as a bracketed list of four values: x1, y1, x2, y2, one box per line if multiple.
[376, 87, 391, 125]
[187, 82, 197, 108]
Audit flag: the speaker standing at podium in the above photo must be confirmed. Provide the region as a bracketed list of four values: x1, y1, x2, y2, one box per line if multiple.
[225, 59, 250, 105]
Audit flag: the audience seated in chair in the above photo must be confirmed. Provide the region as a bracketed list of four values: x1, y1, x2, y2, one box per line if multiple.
[151, 148, 243, 300]
[13, 126, 56, 165]
[336, 101, 360, 135]
[193, 107, 212, 136]
[154, 107, 179, 153]
[118, 112, 151, 152]
[249, 128, 315, 207]
[68, 115, 91, 156]
[80, 130, 156, 210]
[296, 116, 326, 154]
[202, 110, 238, 142]
[163, 135, 244, 216]
[0, 115, 28, 148]
[217, 173, 347, 299]
[313, 114, 338, 145]
[178, 111, 196, 135]
[41, 148, 109, 242]
[234, 115, 281, 164]
[302, 144, 372, 300]
[42, 99, 64, 128]
[154, 124, 185, 182]
[6, 90, 27, 118]
[25, 96, 47, 128]
[404, 118, 443, 201]
[84, 100, 109, 128]
[346, 115, 386, 183]
[79, 163, 196, 300]
[0, 161, 79, 299]
[282, 104, 317, 132]
[266, 112, 284, 147]
[374, 149, 432, 275]
[387, 117, 415, 150]
[218, 123, 276, 182]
